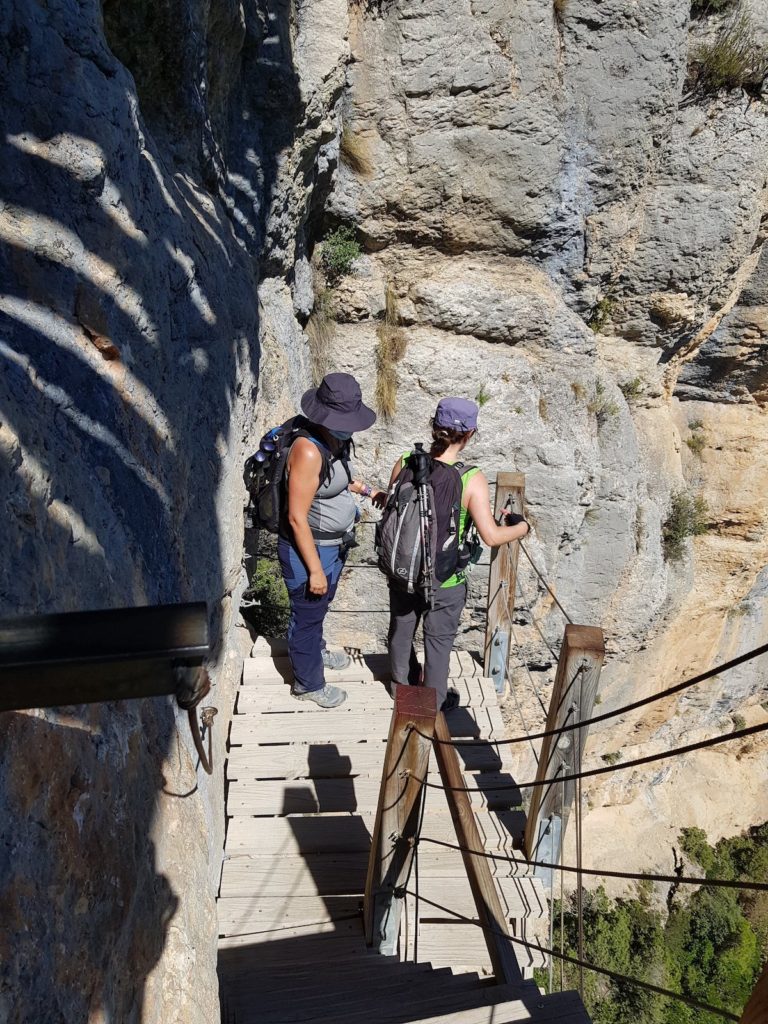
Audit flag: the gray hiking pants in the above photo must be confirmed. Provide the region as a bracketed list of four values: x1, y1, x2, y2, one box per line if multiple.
[387, 582, 467, 709]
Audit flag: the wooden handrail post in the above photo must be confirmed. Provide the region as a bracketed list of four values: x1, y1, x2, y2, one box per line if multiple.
[364, 684, 436, 954]
[741, 963, 768, 1023]
[432, 711, 524, 987]
[484, 473, 525, 692]
[523, 624, 605, 870]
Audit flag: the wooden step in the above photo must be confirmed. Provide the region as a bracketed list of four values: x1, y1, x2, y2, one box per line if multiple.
[245, 649, 485, 682]
[225, 770, 522, 816]
[224, 807, 528, 858]
[235, 675, 499, 714]
[218, 853, 545, 920]
[217, 893, 362, 941]
[228, 704, 506, 746]
[226, 736, 511, 778]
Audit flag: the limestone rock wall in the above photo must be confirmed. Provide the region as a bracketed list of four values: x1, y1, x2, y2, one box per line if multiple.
[0, 0, 348, 1021]
[321, 0, 768, 872]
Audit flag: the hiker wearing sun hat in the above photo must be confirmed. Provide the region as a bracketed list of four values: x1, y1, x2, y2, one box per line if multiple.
[278, 373, 386, 709]
[382, 397, 530, 712]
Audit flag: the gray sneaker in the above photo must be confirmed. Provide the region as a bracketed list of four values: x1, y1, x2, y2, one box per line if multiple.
[292, 684, 347, 709]
[321, 648, 351, 671]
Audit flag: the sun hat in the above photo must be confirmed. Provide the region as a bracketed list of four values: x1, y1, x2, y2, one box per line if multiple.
[433, 397, 479, 432]
[300, 372, 377, 432]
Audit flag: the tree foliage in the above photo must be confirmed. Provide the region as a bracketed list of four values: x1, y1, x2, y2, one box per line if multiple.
[545, 824, 768, 1023]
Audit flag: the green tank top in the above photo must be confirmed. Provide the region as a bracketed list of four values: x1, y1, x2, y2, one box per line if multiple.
[399, 453, 481, 589]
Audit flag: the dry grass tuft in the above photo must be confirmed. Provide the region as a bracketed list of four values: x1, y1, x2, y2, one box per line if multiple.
[340, 128, 374, 179]
[375, 284, 408, 420]
[306, 288, 334, 384]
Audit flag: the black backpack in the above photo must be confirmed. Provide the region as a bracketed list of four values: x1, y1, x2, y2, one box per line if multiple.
[244, 416, 331, 534]
[376, 446, 473, 601]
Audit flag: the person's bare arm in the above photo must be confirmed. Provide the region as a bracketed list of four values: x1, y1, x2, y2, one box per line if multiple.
[465, 471, 529, 548]
[286, 439, 326, 595]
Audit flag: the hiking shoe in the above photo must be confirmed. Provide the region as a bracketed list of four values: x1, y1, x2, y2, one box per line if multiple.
[292, 684, 347, 709]
[321, 648, 351, 671]
[440, 689, 460, 713]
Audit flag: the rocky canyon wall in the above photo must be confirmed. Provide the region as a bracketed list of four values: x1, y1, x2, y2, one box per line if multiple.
[0, 0, 348, 1020]
[320, 0, 768, 876]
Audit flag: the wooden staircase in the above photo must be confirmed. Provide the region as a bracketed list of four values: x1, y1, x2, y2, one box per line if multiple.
[217, 643, 589, 1023]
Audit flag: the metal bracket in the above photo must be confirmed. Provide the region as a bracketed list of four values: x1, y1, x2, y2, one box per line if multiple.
[533, 813, 562, 888]
[488, 627, 509, 695]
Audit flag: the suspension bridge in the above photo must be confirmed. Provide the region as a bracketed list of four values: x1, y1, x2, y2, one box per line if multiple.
[217, 474, 768, 1024]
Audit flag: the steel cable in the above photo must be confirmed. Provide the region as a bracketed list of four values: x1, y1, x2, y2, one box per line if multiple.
[414, 719, 768, 793]
[421, 640, 768, 746]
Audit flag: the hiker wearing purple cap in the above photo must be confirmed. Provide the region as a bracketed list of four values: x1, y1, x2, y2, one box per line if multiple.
[384, 397, 530, 712]
[279, 373, 386, 708]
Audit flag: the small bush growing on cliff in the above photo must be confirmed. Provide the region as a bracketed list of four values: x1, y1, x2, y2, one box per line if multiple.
[588, 295, 615, 333]
[322, 225, 361, 282]
[619, 376, 644, 401]
[243, 558, 290, 638]
[587, 378, 619, 425]
[686, 429, 706, 456]
[688, 11, 768, 95]
[475, 384, 491, 407]
[375, 284, 408, 420]
[663, 489, 710, 561]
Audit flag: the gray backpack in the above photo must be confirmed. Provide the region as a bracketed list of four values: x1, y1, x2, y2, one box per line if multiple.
[376, 447, 471, 602]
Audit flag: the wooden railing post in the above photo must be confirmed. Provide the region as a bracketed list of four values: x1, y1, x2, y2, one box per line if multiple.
[484, 473, 525, 693]
[364, 684, 436, 954]
[523, 624, 605, 871]
[741, 963, 768, 1023]
[432, 712, 524, 987]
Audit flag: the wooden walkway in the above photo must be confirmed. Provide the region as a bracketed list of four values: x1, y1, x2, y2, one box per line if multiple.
[217, 643, 589, 1024]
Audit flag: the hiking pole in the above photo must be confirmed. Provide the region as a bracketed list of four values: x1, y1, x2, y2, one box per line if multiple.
[410, 443, 435, 607]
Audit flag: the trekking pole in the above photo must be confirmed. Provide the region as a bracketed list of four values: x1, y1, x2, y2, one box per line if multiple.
[410, 443, 435, 607]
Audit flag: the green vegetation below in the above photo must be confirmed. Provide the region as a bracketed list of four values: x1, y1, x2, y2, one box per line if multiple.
[537, 823, 768, 1023]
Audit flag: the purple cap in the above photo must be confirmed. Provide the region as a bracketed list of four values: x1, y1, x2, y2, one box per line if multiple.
[433, 397, 479, 432]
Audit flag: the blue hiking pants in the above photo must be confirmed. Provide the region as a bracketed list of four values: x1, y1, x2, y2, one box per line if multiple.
[277, 538, 346, 693]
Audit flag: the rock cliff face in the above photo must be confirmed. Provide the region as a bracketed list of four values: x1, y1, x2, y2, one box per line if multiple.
[0, 0, 345, 1020]
[1, 0, 767, 1018]
[321, 0, 768, 876]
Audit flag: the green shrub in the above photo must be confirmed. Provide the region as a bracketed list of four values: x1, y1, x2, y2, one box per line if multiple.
[732, 713, 747, 732]
[688, 11, 768, 95]
[475, 384, 491, 407]
[587, 378, 620, 425]
[601, 751, 622, 766]
[663, 490, 710, 561]
[588, 296, 615, 333]
[321, 225, 361, 282]
[689, 418, 704, 431]
[243, 558, 290, 638]
[686, 431, 706, 456]
[619, 376, 644, 401]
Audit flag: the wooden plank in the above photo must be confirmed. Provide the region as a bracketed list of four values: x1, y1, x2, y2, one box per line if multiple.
[224, 807, 527, 857]
[226, 736, 510, 779]
[523, 624, 605, 861]
[483, 473, 525, 679]
[432, 710, 523, 987]
[364, 685, 437, 951]
[244, 649, 485, 684]
[412, 923, 548, 972]
[226, 769, 522, 816]
[741, 962, 768, 1023]
[234, 677, 495, 715]
[228, 705, 504, 746]
[217, 894, 361, 935]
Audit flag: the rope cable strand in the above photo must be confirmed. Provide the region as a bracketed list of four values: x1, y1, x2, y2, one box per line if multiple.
[424, 639, 768, 747]
[518, 540, 574, 623]
[417, 719, 768, 793]
[415, 837, 768, 892]
[401, 890, 740, 1022]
